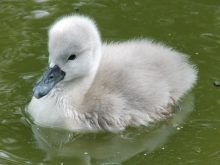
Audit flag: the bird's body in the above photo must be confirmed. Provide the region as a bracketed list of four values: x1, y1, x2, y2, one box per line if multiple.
[27, 15, 197, 132]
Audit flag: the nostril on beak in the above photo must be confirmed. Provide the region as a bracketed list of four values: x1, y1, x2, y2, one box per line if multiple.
[49, 75, 54, 79]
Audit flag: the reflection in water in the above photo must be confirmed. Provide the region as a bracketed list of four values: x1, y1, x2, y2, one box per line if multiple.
[0, 150, 30, 165]
[31, 94, 194, 165]
[23, 10, 50, 19]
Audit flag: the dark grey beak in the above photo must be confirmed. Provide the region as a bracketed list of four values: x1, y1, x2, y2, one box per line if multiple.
[33, 65, 65, 99]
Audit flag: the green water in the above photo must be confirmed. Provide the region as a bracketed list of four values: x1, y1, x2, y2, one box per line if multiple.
[0, 0, 220, 164]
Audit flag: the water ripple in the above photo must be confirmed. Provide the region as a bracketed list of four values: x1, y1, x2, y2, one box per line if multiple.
[200, 33, 220, 44]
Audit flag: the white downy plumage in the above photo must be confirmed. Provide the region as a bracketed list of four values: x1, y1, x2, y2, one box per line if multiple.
[27, 15, 197, 132]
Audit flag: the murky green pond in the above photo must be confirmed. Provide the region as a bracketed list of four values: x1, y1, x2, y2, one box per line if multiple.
[0, 0, 220, 164]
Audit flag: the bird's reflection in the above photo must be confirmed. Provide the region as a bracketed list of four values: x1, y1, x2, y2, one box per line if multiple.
[31, 94, 194, 165]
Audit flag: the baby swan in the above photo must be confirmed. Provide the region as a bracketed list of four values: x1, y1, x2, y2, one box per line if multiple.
[27, 15, 197, 132]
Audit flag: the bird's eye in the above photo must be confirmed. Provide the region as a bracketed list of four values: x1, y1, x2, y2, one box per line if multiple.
[68, 55, 76, 60]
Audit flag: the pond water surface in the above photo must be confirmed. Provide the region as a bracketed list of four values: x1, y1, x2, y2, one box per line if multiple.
[0, 0, 220, 165]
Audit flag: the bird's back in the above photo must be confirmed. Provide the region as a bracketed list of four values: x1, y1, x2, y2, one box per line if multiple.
[82, 40, 197, 130]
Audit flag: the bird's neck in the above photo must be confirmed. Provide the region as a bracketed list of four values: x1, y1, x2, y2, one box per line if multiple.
[58, 56, 101, 107]
[63, 72, 96, 103]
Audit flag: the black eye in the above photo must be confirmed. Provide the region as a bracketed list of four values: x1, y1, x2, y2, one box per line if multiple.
[68, 55, 76, 60]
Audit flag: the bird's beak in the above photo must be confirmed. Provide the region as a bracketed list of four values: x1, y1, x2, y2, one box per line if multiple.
[33, 65, 65, 99]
